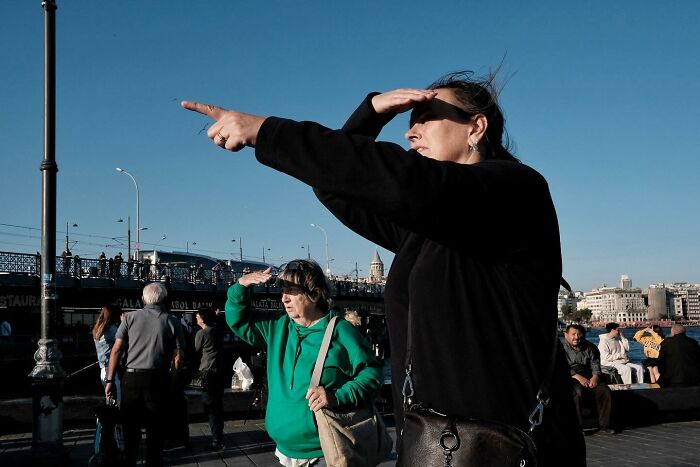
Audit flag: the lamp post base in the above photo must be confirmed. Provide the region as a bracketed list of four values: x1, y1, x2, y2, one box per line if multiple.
[28, 339, 67, 465]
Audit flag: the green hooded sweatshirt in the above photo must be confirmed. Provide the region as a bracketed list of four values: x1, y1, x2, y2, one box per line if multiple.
[225, 282, 383, 459]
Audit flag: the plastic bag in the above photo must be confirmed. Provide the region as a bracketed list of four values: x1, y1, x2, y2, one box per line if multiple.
[232, 357, 254, 390]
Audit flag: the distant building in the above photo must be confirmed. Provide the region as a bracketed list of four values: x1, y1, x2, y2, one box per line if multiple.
[557, 289, 577, 318]
[646, 283, 700, 320]
[620, 274, 632, 290]
[368, 250, 384, 284]
[577, 282, 646, 323]
[647, 285, 669, 320]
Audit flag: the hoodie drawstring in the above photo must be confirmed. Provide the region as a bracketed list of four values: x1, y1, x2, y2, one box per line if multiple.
[290, 328, 307, 390]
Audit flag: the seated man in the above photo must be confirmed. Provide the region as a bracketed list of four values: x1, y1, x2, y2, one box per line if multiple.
[563, 324, 614, 435]
[598, 322, 644, 384]
[658, 324, 700, 387]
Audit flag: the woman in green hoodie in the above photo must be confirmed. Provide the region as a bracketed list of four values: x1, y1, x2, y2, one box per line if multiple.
[225, 259, 383, 466]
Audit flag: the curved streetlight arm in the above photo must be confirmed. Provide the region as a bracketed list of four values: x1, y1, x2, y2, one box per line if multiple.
[116, 168, 140, 260]
[310, 223, 330, 276]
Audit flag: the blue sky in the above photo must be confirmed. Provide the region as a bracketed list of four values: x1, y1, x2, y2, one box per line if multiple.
[1, 0, 698, 292]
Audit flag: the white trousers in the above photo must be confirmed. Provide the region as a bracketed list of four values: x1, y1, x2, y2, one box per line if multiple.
[610, 362, 644, 384]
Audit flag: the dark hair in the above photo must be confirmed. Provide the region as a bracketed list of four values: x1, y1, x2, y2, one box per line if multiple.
[196, 306, 215, 326]
[92, 304, 122, 340]
[605, 322, 620, 333]
[427, 70, 519, 163]
[565, 324, 586, 335]
[278, 259, 332, 313]
[652, 325, 665, 339]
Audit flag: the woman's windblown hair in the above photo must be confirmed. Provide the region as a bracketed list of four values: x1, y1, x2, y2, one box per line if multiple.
[428, 69, 519, 163]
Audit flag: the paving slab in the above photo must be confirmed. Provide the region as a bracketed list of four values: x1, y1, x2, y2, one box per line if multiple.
[2, 418, 700, 466]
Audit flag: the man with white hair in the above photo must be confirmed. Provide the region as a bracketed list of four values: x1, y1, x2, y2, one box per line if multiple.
[106, 282, 185, 467]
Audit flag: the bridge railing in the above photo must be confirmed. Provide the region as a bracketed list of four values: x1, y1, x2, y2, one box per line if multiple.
[0, 251, 39, 275]
[0, 251, 384, 296]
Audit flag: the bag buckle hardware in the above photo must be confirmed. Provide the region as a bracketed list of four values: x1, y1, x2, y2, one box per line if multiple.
[527, 389, 550, 434]
[402, 364, 414, 409]
[439, 423, 460, 467]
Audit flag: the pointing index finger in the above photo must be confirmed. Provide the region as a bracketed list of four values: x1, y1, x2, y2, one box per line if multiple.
[181, 100, 224, 120]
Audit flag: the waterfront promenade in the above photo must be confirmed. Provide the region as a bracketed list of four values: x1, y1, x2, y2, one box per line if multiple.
[2, 417, 700, 466]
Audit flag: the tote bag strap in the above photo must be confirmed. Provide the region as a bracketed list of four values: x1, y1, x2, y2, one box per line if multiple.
[310, 316, 338, 389]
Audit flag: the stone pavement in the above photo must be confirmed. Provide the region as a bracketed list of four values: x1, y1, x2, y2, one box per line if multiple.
[2, 418, 700, 466]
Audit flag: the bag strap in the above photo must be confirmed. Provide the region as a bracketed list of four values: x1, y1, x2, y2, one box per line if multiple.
[526, 278, 575, 432]
[402, 277, 572, 434]
[309, 316, 338, 389]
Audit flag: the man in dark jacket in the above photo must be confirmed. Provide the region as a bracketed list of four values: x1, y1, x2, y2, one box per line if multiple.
[658, 324, 700, 387]
[562, 324, 614, 434]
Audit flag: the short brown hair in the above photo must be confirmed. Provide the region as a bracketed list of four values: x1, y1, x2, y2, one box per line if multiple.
[278, 259, 332, 312]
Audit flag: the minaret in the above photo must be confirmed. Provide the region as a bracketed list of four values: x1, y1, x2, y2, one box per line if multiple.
[368, 250, 384, 283]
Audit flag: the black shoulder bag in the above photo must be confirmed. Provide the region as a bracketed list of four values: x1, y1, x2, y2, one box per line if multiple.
[397, 301, 562, 467]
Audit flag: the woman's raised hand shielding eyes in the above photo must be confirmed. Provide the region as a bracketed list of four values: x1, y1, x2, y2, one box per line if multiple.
[370, 88, 437, 114]
[238, 267, 273, 287]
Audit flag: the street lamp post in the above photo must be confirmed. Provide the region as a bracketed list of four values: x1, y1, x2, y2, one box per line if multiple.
[30, 1, 68, 463]
[301, 244, 310, 260]
[232, 237, 243, 261]
[116, 167, 140, 260]
[187, 241, 196, 253]
[64, 221, 77, 253]
[310, 223, 330, 276]
[262, 247, 270, 264]
[117, 217, 131, 260]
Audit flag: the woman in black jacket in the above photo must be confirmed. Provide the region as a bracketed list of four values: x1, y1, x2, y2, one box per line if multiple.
[182, 70, 585, 466]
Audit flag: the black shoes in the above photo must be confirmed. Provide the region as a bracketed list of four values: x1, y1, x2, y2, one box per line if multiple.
[210, 440, 225, 451]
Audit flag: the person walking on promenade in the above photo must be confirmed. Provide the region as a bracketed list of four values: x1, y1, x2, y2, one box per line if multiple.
[658, 324, 700, 387]
[105, 283, 185, 467]
[90, 304, 123, 465]
[599, 322, 645, 385]
[226, 259, 383, 466]
[182, 71, 585, 466]
[562, 324, 614, 434]
[165, 309, 195, 451]
[633, 325, 665, 383]
[194, 306, 225, 450]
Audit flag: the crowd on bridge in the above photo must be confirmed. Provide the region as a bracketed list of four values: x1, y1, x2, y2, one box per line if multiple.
[58, 249, 235, 286]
